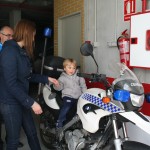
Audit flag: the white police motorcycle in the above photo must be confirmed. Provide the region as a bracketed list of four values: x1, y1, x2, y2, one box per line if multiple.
[39, 43, 150, 150]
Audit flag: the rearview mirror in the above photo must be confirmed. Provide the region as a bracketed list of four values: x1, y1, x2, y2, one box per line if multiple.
[80, 42, 93, 56]
[80, 42, 99, 73]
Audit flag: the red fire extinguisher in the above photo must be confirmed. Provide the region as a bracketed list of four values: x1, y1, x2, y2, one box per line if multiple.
[117, 29, 130, 68]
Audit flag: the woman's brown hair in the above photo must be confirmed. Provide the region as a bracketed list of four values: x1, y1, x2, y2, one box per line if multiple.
[13, 19, 36, 58]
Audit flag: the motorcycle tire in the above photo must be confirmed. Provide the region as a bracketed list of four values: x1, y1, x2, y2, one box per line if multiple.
[105, 141, 150, 150]
[39, 128, 56, 149]
[39, 112, 57, 149]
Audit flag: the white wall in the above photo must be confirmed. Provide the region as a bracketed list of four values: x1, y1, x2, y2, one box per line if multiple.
[84, 0, 150, 84]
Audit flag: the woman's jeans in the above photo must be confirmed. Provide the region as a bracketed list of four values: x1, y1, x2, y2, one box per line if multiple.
[56, 96, 77, 128]
[0, 103, 41, 150]
[0, 113, 3, 148]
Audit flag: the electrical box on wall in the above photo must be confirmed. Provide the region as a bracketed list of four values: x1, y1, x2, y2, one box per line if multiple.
[130, 13, 150, 68]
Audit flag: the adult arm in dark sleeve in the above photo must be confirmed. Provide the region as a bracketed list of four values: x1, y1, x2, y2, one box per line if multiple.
[29, 73, 49, 84]
[1, 48, 34, 109]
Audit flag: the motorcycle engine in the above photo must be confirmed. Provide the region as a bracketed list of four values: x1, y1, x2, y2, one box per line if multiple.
[65, 129, 86, 150]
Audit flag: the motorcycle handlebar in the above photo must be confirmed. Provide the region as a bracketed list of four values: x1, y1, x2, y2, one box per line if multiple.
[77, 73, 106, 81]
[77, 73, 111, 89]
[77, 73, 94, 79]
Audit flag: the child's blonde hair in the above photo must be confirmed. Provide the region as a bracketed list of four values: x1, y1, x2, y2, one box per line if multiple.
[63, 58, 77, 68]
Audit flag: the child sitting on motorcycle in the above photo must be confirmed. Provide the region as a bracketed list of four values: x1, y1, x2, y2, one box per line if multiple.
[54, 58, 87, 128]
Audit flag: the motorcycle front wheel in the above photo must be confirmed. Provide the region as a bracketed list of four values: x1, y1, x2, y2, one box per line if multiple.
[39, 109, 57, 149]
[104, 141, 150, 150]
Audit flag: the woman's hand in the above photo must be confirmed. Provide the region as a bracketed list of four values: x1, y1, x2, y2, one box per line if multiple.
[48, 77, 59, 87]
[31, 101, 43, 114]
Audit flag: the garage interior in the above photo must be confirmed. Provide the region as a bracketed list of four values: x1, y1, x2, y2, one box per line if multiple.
[1, 0, 150, 149]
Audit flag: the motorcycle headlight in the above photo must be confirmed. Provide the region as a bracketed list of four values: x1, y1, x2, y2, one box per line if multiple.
[113, 90, 130, 102]
[130, 93, 144, 107]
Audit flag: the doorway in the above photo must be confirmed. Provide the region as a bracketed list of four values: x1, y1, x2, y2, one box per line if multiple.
[58, 13, 81, 66]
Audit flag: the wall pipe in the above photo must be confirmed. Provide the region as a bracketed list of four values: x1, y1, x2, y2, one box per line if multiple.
[115, 0, 118, 41]
[94, 0, 97, 43]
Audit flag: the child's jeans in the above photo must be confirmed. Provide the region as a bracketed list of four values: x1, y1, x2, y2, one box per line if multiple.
[56, 96, 77, 128]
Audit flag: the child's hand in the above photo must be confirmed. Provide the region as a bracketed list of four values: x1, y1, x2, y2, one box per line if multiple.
[48, 77, 59, 86]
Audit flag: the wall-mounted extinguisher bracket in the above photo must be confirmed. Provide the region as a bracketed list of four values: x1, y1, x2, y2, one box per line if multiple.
[117, 29, 130, 68]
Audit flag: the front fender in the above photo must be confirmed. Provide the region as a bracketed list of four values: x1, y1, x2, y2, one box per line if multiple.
[119, 111, 150, 134]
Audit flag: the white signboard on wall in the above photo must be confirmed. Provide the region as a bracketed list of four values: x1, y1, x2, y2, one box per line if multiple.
[130, 13, 150, 68]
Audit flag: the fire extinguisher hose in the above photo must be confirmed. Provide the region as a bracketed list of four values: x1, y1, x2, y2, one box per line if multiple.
[117, 36, 122, 50]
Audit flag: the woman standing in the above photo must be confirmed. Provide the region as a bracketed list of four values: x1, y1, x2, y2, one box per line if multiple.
[0, 19, 58, 150]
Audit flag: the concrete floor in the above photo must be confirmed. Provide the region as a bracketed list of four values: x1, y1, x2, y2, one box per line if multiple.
[1, 115, 50, 150]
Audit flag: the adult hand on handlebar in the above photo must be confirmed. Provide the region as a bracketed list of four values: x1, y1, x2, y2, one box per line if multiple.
[31, 101, 43, 114]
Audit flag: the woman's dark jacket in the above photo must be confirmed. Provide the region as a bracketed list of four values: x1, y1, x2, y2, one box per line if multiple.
[0, 40, 49, 109]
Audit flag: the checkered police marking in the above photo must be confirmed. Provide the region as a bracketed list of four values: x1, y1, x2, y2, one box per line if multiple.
[81, 93, 122, 113]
